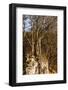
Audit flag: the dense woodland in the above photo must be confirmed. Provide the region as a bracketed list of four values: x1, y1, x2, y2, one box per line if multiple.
[23, 15, 57, 75]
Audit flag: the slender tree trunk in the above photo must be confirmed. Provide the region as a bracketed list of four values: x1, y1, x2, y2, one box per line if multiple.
[39, 38, 41, 56]
[32, 30, 34, 56]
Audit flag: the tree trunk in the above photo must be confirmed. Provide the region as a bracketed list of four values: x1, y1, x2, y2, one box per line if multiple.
[39, 38, 41, 56]
[32, 30, 34, 56]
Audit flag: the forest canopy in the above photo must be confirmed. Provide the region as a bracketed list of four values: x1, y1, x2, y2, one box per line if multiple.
[23, 15, 57, 75]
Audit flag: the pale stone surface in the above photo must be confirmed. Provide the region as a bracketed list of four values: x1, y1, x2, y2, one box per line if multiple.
[26, 55, 49, 75]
